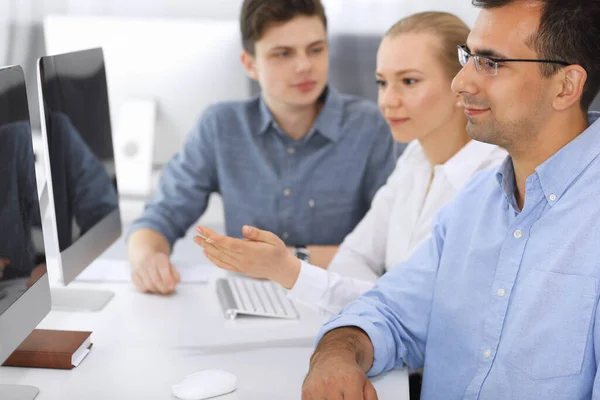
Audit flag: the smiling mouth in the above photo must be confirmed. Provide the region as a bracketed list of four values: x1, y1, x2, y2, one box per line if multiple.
[294, 81, 317, 92]
[464, 107, 490, 117]
[387, 117, 409, 126]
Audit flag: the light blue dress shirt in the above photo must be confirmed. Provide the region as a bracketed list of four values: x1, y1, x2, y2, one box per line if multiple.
[130, 87, 397, 247]
[318, 112, 600, 399]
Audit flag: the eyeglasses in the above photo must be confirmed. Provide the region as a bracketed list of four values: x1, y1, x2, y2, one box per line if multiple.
[457, 45, 571, 76]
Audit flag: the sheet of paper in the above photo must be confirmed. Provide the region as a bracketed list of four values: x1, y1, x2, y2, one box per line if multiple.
[75, 258, 211, 283]
[71, 337, 92, 367]
[72, 348, 90, 368]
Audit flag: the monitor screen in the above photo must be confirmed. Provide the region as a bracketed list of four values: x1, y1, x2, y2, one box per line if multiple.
[0, 68, 44, 312]
[0, 65, 51, 363]
[38, 48, 121, 285]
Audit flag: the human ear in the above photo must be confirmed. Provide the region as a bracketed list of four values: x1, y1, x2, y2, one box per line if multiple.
[553, 65, 587, 111]
[240, 50, 259, 81]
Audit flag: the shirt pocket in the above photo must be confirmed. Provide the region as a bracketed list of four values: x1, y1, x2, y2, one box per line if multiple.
[309, 191, 361, 245]
[507, 269, 597, 380]
[223, 190, 276, 234]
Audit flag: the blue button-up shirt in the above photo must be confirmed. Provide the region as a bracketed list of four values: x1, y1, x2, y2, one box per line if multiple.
[131, 87, 397, 247]
[318, 113, 600, 399]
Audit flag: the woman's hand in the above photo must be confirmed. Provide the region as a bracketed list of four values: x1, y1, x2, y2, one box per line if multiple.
[194, 225, 302, 289]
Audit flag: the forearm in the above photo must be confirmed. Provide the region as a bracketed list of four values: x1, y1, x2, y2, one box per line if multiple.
[312, 326, 374, 373]
[306, 245, 339, 268]
[127, 228, 171, 268]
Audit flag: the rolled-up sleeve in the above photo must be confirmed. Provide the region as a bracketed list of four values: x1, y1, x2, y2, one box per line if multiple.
[128, 107, 219, 247]
[315, 206, 448, 376]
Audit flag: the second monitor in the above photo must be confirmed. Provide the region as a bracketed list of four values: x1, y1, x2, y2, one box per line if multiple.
[38, 47, 121, 311]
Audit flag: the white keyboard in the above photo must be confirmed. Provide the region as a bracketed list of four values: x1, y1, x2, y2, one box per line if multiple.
[216, 276, 299, 320]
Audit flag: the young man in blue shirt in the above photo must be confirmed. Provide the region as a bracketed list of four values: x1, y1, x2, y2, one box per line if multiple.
[127, 0, 396, 294]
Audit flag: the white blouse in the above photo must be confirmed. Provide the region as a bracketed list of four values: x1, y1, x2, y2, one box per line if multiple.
[289, 139, 507, 314]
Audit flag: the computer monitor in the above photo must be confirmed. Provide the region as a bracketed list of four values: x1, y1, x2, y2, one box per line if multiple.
[0, 65, 51, 399]
[37, 48, 121, 311]
[43, 15, 251, 197]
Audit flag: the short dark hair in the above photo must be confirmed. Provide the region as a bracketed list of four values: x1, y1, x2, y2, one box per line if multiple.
[240, 0, 328, 55]
[472, 0, 600, 110]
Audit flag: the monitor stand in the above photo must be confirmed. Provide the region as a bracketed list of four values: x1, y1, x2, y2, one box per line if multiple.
[0, 384, 39, 399]
[50, 288, 114, 312]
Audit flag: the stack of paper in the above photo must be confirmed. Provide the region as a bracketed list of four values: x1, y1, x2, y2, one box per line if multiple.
[75, 259, 211, 283]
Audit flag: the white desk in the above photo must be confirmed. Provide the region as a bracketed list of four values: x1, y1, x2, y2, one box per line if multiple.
[0, 279, 408, 399]
[2, 214, 408, 399]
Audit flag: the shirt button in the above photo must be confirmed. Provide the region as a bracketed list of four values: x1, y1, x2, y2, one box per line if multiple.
[497, 288, 506, 297]
[483, 349, 492, 359]
[283, 188, 292, 197]
[282, 232, 289, 240]
[287, 147, 296, 154]
[308, 199, 315, 208]
[549, 193, 557, 202]
[514, 230, 523, 239]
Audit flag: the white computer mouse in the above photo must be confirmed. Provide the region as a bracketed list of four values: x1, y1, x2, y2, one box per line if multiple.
[172, 369, 237, 400]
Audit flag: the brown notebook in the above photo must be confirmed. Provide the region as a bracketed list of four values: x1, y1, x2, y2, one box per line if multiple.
[2, 329, 93, 370]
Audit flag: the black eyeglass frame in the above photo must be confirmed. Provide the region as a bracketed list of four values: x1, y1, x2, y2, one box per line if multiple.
[457, 44, 571, 75]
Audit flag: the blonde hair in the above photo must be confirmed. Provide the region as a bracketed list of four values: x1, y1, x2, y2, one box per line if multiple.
[385, 12, 470, 80]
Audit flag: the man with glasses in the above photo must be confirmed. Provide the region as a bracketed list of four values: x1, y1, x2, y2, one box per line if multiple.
[301, 1, 600, 399]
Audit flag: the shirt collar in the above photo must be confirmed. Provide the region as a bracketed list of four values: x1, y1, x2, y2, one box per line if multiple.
[439, 140, 504, 190]
[256, 86, 345, 142]
[257, 94, 273, 135]
[535, 112, 600, 205]
[496, 156, 518, 205]
[496, 112, 600, 205]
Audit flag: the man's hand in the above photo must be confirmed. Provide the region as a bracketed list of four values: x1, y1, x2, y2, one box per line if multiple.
[194, 225, 302, 289]
[127, 229, 179, 294]
[302, 356, 378, 400]
[131, 252, 181, 294]
[302, 328, 378, 400]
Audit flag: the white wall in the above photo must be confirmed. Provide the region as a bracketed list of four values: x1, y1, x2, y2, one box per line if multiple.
[64, 0, 242, 20]
[0, 1, 10, 65]
[325, 0, 479, 34]
[3, 0, 480, 28]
